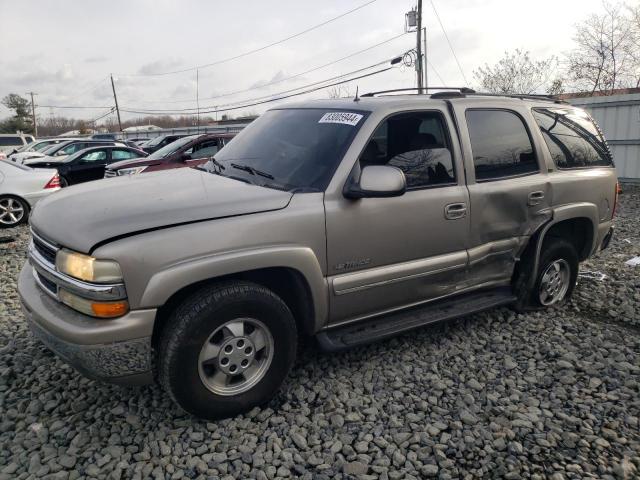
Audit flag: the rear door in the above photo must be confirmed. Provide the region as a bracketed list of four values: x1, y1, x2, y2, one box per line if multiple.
[451, 100, 552, 288]
[325, 108, 470, 325]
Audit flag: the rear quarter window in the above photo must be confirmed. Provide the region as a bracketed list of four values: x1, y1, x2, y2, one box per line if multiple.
[532, 107, 613, 169]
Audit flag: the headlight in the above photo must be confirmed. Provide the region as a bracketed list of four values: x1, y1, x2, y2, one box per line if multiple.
[118, 166, 148, 176]
[55, 249, 123, 283]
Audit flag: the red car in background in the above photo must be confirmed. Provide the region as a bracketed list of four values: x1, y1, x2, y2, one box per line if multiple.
[104, 134, 234, 177]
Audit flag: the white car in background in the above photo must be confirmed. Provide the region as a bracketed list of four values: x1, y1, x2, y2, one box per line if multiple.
[0, 133, 35, 159]
[0, 160, 60, 228]
[7, 138, 77, 162]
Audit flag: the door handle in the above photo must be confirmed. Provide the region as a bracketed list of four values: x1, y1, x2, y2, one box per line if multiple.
[444, 202, 467, 220]
[528, 191, 545, 206]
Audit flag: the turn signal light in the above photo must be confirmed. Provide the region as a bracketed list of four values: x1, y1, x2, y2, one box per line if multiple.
[44, 173, 61, 189]
[91, 301, 129, 318]
[59, 289, 129, 318]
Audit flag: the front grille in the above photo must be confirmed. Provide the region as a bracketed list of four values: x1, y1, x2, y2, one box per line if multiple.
[32, 235, 57, 265]
[36, 271, 58, 295]
[104, 169, 117, 178]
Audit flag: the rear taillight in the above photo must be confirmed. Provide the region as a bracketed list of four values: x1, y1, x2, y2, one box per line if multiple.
[44, 173, 61, 189]
[612, 182, 620, 218]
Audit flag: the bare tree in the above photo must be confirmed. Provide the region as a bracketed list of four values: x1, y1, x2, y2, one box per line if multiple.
[473, 49, 562, 95]
[566, 1, 637, 94]
[628, 2, 640, 87]
[326, 85, 353, 99]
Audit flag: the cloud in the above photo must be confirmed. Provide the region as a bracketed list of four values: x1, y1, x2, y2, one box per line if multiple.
[250, 70, 288, 89]
[137, 58, 185, 75]
[84, 55, 109, 63]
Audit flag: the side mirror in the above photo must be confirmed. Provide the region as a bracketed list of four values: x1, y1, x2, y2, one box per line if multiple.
[344, 165, 407, 199]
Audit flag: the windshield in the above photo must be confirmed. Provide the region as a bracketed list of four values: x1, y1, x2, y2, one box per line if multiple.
[40, 142, 70, 155]
[147, 135, 196, 159]
[202, 109, 367, 191]
[145, 135, 173, 148]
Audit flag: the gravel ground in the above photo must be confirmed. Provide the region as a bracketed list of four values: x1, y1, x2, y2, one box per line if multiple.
[0, 187, 638, 480]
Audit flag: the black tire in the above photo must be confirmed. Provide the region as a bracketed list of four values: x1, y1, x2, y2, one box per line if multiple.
[157, 281, 297, 419]
[0, 195, 29, 229]
[59, 176, 69, 188]
[519, 238, 579, 310]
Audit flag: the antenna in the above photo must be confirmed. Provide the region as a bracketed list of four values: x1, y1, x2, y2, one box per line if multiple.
[354, 86, 360, 102]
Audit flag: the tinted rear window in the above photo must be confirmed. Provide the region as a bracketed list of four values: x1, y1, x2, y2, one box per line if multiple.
[0, 137, 24, 146]
[532, 107, 612, 168]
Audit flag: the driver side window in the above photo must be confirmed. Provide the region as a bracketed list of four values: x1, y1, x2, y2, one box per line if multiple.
[359, 111, 456, 189]
[79, 150, 107, 162]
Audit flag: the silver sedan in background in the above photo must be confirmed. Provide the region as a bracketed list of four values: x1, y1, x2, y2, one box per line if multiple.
[0, 160, 61, 228]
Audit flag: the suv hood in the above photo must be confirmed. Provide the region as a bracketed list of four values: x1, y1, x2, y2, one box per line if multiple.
[30, 168, 293, 253]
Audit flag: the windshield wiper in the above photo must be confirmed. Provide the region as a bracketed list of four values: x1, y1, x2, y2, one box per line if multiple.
[230, 162, 274, 179]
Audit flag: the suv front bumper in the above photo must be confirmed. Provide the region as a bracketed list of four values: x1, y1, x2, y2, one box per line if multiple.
[18, 264, 156, 386]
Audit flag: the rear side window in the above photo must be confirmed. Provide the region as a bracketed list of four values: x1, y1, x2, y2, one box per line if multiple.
[532, 108, 612, 168]
[466, 110, 538, 181]
[359, 111, 455, 188]
[0, 137, 23, 146]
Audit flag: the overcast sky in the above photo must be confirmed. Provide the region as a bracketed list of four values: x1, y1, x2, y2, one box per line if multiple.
[0, 0, 606, 123]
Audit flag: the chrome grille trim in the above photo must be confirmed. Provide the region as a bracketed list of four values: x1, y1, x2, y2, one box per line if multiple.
[28, 243, 127, 301]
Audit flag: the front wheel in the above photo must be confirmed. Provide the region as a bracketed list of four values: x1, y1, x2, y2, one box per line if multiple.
[158, 281, 297, 419]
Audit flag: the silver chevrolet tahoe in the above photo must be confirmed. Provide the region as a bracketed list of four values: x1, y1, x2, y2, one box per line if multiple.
[18, 89, 617, 419]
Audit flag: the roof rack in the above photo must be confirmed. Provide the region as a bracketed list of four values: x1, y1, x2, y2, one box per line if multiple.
[360, 87, 475, 97]
[359, 87, 567, 104]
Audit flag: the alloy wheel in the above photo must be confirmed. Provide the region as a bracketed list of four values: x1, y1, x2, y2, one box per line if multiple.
[0, 198, 25, 226]
[198, 318, 274, 396]
[538, 259, 571, 306]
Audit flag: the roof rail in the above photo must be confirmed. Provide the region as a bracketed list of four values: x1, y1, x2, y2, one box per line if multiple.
[468, 92, 567, 104]
[359, 87, 567, 104]
[360, 87, 475, 97]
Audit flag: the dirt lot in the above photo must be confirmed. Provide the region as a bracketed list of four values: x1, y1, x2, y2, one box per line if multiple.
[0, 187, 638, 480]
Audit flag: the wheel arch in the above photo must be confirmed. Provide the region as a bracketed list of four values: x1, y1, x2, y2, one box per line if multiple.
[151, 266, 318, 350]
[144, 246, 328, 348]
[517, 203, 599, 288]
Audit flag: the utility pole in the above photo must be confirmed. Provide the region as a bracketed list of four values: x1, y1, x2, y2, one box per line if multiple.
[110, 74, 122, 131]
[196, 69, 200, 129]
[423, 26, 427, 90]
[416, 0, 424, 94]
[27, 92, 37, 136]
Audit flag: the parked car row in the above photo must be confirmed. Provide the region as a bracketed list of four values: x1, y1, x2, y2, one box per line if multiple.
[0, 132, 235, 227]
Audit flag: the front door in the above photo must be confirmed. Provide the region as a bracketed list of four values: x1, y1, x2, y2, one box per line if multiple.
[325, 109, 470, 325]
[68, 148, 109, 184]
[452, 103, 552, 289]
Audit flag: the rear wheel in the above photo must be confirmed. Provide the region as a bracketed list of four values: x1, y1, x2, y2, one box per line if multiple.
[158, 281, 297, 419]
[0, 196, 29, 228]
[518, 238, 578, 309]
[59, 176, 69, 187]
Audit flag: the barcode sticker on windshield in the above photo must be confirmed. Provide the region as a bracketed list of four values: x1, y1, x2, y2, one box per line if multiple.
[318, 112, 363, 126]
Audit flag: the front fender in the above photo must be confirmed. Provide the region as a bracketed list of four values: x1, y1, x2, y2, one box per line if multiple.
[140, 245, 328, 331]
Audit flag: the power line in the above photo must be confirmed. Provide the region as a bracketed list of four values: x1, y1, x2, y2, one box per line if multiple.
[426, 59, 446, 85]
[123, 32, 409, 106]
[121, 55, 401, 114]
[38, 105, 113, 109]
[121, 66, 395, 117]
[429, 0, 469, 85]
[116, 0, 379, 77]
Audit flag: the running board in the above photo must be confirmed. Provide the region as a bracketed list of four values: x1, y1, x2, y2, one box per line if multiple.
[317, 287, 516, 351]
